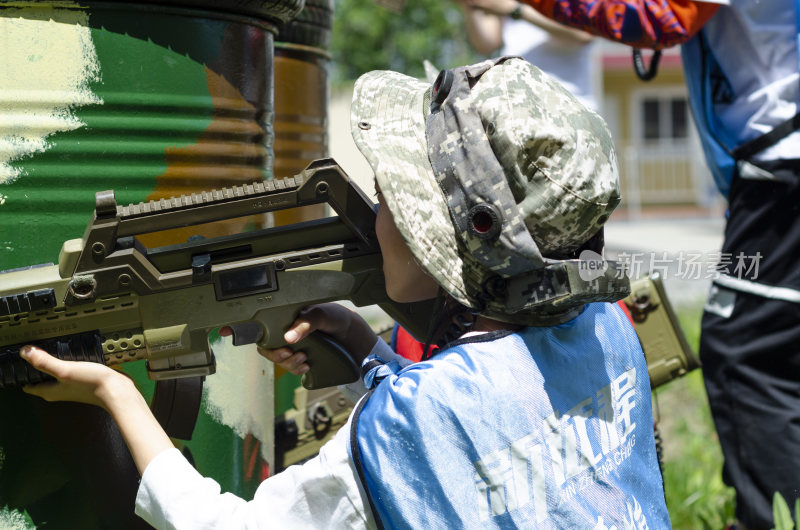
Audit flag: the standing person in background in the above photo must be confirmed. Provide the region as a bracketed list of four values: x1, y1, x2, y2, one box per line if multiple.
[488, 1, 797, 528]
[456, 0, 598, 111]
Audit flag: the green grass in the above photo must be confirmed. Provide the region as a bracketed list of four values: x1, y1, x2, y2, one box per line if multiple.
[655, 303, 736, 529]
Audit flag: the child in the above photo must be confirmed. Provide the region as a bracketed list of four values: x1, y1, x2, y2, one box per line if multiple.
[21, 56, 670, 528]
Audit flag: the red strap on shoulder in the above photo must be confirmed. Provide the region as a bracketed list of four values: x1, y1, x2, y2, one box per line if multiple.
[617, 299, 634, 325]
[394, 325, 439, 362]
[394, 325, 425, 362]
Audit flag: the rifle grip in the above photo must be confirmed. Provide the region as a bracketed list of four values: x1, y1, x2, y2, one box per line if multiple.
[296, 332, 360, 390]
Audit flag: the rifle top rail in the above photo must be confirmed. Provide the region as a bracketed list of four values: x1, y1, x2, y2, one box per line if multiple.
[71, 159, 376, 279]
[94, 159, 359, 241]
[111, 177, 304, 220]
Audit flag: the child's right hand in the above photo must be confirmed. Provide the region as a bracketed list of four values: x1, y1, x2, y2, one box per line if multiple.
[221, 303, 378, 376]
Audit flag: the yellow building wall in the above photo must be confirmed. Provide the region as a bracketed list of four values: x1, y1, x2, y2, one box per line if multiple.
[601, 57, 704, 209]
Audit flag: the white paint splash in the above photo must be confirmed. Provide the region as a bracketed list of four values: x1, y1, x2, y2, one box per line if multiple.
[0, 6, 102, 185]
[0, 506, 34, 530]
[204, 338, 275, 463]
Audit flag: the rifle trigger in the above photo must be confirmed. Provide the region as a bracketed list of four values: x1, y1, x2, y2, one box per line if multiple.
[230, 321, 264, 346]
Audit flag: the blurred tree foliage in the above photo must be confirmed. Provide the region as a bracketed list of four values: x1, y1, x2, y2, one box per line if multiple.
[330, 0, 481, 82]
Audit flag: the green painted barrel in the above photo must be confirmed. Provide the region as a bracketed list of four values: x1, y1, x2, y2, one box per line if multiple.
[0, 1, 301, 527]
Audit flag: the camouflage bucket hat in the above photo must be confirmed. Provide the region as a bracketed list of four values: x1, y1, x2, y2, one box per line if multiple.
[351, 57, 626, 322]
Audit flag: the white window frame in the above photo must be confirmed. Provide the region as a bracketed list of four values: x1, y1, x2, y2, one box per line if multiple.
[623, 85, 713, 208]
[630, 85, 696, 149]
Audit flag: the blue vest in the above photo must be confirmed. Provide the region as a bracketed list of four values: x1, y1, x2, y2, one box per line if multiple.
[681, 2, 800, 198]
[349, 303, 671, 529]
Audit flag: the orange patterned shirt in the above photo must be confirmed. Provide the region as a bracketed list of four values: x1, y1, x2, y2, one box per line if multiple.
[524, 0, 721, 49]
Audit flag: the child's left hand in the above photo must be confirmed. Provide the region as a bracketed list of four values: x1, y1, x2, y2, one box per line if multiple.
[18, 345, 137, 411]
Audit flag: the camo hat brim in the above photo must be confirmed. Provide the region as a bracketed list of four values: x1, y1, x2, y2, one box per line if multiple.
[350, 71, 466, 301]
[350, 57, 621, 316]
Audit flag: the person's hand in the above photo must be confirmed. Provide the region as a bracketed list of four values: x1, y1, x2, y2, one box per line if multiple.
[220, 303, 377, 376]
[19, 345, 136, 411]
[462, 0, 594, 43]
[20, 346, 175, 476]
[218, 325, 313, 376]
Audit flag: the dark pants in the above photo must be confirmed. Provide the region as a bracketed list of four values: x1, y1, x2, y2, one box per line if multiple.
[700, 170, 800, 529]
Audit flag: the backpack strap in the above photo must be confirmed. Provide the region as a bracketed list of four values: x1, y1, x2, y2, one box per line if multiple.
[731, 111, 800, 161]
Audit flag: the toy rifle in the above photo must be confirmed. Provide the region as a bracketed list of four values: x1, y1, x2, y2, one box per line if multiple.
[0, 157, 700, 440]
[0, 158, 433, 438]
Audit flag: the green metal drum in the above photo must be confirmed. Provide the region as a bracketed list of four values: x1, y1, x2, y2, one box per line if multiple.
[0, 1, 300, 527]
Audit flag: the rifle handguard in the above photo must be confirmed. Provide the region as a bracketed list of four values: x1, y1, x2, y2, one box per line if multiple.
[0, 332, 104, 388]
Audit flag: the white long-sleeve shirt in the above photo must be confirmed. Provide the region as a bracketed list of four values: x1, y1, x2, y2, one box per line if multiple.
[135, 419, 372, 529]
[134, 340, 409, 529]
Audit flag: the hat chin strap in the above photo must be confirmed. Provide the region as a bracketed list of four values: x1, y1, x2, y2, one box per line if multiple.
[503, 260, 630, 314]
[500, 305, 585, 327]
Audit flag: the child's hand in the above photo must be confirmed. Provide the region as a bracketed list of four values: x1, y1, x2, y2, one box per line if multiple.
[217, 326, 311, 376]
[221, 303, 378, 376]
[18, 345, 136, 411]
